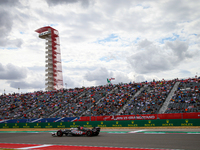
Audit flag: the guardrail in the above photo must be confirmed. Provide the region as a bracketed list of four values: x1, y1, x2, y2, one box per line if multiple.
[0, 119, 199, 128]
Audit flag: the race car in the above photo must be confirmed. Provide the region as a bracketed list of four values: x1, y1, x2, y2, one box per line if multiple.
[52, 126, 101, 137]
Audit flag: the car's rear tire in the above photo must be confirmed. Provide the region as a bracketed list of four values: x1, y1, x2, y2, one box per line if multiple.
[57, 130, 63, 137]
[86, 130, 92, 137]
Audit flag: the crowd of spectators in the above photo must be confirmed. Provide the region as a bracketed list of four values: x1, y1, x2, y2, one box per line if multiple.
[83, 83, 141, 116]
[0, 89, 85, 119]
[121, 80, 176, 115]
[0, 85, 115, 119]
[166, 78, 200, 113]
[1, 77, 200, 120]
[51, 85, 112, 118]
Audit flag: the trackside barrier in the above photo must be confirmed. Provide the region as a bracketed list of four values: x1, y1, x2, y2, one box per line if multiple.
[1, 113, 199, 123]
[77, 112, 200, 121]
[0, 119, 199, 128]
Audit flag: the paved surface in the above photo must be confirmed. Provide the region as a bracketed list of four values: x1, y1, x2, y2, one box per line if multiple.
[0, 132, 200, 150]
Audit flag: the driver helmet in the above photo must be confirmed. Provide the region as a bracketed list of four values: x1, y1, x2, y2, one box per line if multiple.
[80, 127, 83, 130]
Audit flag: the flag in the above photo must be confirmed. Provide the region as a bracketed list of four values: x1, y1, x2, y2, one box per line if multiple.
[107, 78, 111, 83]
[107, 78, 115, 84]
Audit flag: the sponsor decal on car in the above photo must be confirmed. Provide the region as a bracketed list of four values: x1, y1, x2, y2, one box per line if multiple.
[71, 130, 84, 135]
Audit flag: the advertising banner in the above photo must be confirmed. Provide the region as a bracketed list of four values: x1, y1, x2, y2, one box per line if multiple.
[77, 113, 200, 122]
[1, 119, 199, 128]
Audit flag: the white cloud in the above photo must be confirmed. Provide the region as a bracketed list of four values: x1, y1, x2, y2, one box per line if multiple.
[127, 39, 199, 74]
[0, 63, 27, 80]
[0, 0, 200, 94]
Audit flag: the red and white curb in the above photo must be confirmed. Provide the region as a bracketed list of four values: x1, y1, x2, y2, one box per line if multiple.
[18, 144, 52, 149]
[0, 143, 182, 150]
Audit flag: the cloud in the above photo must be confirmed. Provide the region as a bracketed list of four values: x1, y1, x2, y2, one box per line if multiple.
[84, 67, 133, 85]
[28, 66, 44, 72]
[110, 71, 132, 84]
[138, 39, 152, 48]
[135, 75, 146, 82]
[0, 10, 12, 41]
[127, 39, 198, 74]
[179, 70, 192, 76]
[0, 1, 23, 47]
[63, 76, 76, 89]
[0, 63, 27, 80]
[0, 63, 4, 71]
[165, 40, 189, 60]
[6, 39, 23, 48]
[9, 80, 44, 89]
[46, 0, 90, 7]
[0, 0, 200, 94]
[160, 0, 200, 21]
[0, 0, 20, 6]
[84, 67, 113, 85]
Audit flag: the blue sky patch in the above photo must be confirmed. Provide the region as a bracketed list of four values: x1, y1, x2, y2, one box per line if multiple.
[0, 47, 18, 50]
[119, 37, 140, 47]
[49, 23, 58, 27]
[120, 43, 130, 47]
[44, 24, 58, 27]
[99, 56, 113, 62]
[133, 37, 140, 44]
[136, 4, 150, 9]
[160, 33, 179, 44]
[95, 34, 118, 44]
[63, 60, 72, 63]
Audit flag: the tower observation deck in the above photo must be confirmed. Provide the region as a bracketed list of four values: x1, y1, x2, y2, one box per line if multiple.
[35, 26, 63, 91]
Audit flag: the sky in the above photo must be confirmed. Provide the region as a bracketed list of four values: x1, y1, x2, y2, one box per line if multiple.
[0, 0, 200, 94]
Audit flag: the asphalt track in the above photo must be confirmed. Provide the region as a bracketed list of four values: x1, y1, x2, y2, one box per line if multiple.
[0, 131, 200, 150]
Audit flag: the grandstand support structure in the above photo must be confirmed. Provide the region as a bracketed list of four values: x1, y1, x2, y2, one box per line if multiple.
[116, 86, 146, 115]
[80, 87, 118, 117]
[35, 26, 63, 91]
[158, 81, 180, 114]
[48, 91, 87, 118]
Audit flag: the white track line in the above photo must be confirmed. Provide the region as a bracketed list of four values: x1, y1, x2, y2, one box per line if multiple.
[129, 130, 146, 133]
[18, 144, 52, 149]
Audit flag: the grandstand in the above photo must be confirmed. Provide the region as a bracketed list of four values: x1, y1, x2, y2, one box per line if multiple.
[0, 77, 199, 123]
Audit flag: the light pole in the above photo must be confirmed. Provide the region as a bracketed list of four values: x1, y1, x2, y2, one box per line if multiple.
[90, 98, 91, 121]
[65, 83, 67, 89]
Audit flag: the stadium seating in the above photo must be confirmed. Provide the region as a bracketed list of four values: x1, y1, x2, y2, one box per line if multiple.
[83, 83, 141, 116]
[0, 77, 200, 122]
[165, 78, 200, 113]
[121, 80, 176, 115]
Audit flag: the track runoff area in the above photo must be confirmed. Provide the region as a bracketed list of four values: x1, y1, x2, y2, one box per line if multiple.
[0, 128, 200, 150]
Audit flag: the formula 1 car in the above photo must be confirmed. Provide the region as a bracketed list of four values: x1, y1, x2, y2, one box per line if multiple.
[52, 126, 100, 137]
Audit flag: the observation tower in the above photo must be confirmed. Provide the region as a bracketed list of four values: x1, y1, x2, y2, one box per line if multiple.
[35, 26, 63, 91]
